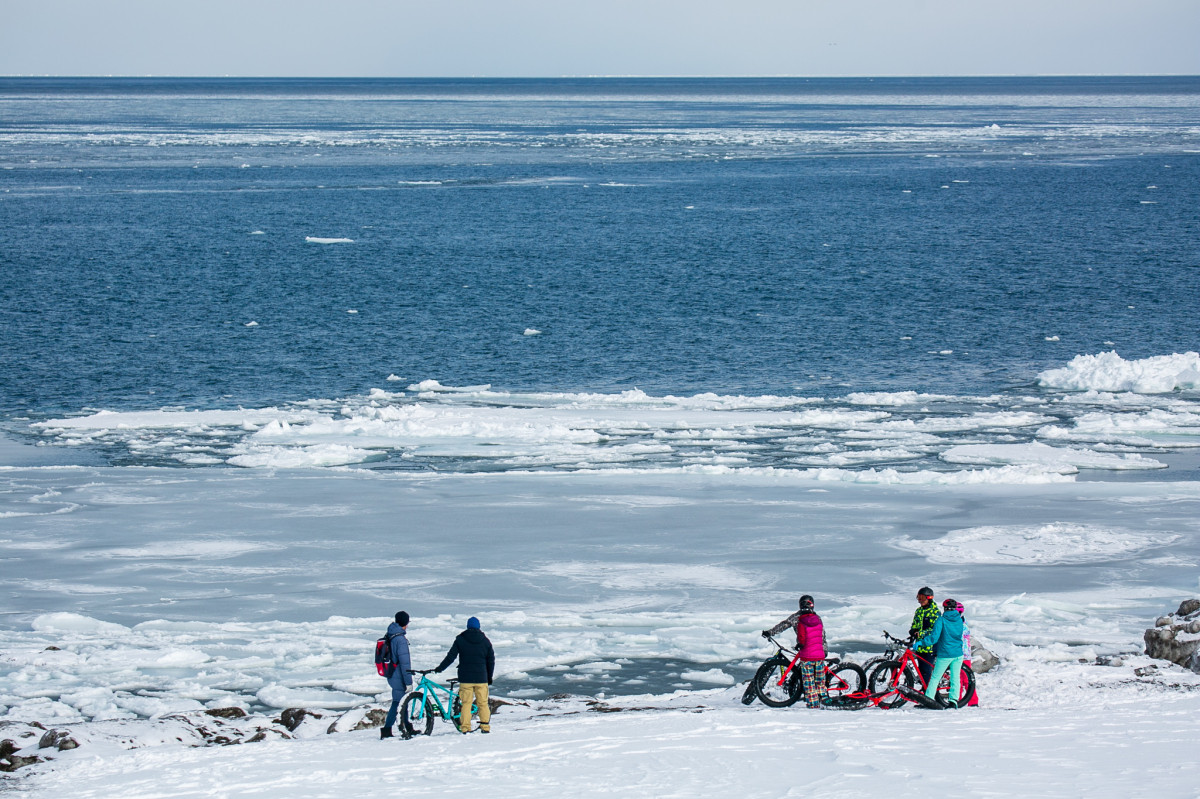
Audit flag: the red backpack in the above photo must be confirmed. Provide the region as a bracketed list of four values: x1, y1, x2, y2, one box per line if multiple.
[374, 634, 397, 678]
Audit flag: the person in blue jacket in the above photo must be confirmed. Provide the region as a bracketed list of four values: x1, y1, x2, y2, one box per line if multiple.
[913, 598, 966, 708]
[379, 611, 412, 739]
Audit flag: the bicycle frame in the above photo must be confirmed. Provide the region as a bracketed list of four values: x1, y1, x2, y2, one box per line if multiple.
[407, 670, 462, 724]
[766, 636, 857, 694]
[863, 631, 970, 708]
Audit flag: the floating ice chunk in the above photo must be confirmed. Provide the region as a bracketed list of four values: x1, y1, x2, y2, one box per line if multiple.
[33, 612, 130, 635]
[807, 464, 1073, 485]
[1037, 351, 1200, 393]
[576, 661, 623, 673]
[249, 230, 265, 235]
[845, 391, 953, 406]
[256, 686, 369, 710]
[407, 379, 492, 393]
[680, 668, 735, 685]
[386, 374, 403, 381]
[890, 523, 1179, 565]
[226, 444, 377, 468]
[347, 309, 358, 314]
[1045, 336, 1060, 342]
[940, 442, 1165, 472]
[304, 237, 354, 244]
[524, 328, 542, 336]
[244, 321, 258, 327]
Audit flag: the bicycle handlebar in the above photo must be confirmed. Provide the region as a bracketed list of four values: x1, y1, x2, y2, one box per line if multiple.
[764, 634, 797, 655]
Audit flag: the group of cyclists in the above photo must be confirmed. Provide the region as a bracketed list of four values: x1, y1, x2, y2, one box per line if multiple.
[379, 586, 975, 741]
[763, 586, 978, 708]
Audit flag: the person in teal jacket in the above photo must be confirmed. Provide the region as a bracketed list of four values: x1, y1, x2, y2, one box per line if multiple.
[914, 598, 965, 708]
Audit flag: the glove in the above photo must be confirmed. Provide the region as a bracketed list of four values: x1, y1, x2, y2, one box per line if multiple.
[761, 630, 770, 638]
[434, 667, 443, 674]
[488, 679, 492, 685]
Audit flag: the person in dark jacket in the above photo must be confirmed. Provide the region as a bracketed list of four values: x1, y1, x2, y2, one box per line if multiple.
[380, 611, 412, 739]
[435, 616, 495, 733]
[914, 598, 966, 708]
[909, 587, 941, 690]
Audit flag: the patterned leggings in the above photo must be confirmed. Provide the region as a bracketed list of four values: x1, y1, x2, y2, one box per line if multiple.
[798, 660, 829, 708]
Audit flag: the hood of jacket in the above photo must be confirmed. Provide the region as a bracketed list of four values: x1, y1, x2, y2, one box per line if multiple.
[387, 621, 407, 637]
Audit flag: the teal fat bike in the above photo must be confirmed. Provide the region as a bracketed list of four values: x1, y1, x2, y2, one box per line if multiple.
[399, 668, 480, 737]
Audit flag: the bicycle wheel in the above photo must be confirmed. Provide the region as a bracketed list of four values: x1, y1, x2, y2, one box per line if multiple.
[753, 656, 800, 708]
[826, 663, 866, 701]
[451, 695, 479, 724]
[867, 660, 908, 709]
[399, 691, 434, 737]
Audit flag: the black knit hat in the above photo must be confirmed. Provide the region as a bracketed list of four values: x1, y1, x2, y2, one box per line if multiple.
[395, 611, 410, 627]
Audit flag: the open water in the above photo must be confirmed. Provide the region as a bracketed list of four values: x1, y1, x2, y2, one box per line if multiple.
[1, 77, 1198, 474]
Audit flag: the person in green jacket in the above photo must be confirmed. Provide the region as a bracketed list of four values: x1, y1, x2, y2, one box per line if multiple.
[909, 586, 941, 690]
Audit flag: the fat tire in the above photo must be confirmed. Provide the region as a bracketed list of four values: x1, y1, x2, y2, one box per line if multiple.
[826, 663, 866, 701]
[867, 660, 908, 709]
[740, 679, 759, 705]
[753, 656, 800, 708]
[905, 662, 976, 708]
[399, 691, 434, 737]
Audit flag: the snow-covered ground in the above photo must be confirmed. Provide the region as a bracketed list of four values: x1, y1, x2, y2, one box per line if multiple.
[2, 463, 1199, 796]
[3, 352, 1200, 796]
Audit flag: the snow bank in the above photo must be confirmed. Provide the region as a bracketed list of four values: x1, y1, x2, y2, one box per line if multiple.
[1038, 351, 1200, 393]
[891, 523, 1180, 565]
[940, 442, 1166, 472]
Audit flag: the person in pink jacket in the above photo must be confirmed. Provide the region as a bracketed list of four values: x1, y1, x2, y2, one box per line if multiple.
[956, 602, 979, 707]
[764, 595, 828, 707]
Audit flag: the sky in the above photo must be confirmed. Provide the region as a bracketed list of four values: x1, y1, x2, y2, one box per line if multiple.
[2, 0, 1199, 78]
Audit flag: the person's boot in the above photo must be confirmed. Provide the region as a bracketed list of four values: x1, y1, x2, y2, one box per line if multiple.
[380, 726, 394, 739]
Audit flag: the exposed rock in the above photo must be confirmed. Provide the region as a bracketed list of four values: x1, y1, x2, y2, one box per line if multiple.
[970, 640, 1000, 673]
[0, 754, 42, 773]
[326, 707, 385, 734]
[43, 646, 61, 652]
[0, 740, 16, 759]
[277, 707, 328, 733]
[1143, 598, 1200, 673]
[204, 707, 248, 720]
[38, 729, 79, 751]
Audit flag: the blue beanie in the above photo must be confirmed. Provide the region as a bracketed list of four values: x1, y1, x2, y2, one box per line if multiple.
[467, 616, 480, 630]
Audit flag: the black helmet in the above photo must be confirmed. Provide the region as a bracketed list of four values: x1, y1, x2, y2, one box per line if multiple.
[917, 587, 934, 599]
[942, 598, 958, 611]
[798, 595, 815, 611]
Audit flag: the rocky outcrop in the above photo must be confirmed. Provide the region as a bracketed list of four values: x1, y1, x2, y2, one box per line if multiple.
[1144, 598, 1200, 673]
[970, 640, 999, 673]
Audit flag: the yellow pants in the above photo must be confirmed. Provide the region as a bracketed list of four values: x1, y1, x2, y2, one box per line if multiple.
[457, 683, 490, 732]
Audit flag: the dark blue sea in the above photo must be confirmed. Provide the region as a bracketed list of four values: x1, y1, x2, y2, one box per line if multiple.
[1, 77, 1198, 473]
